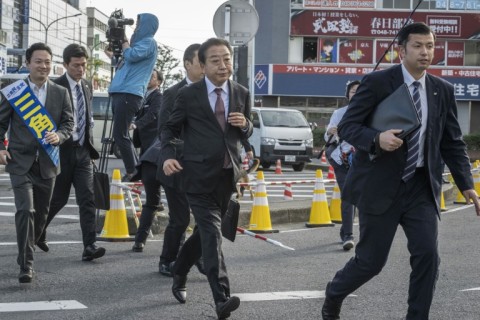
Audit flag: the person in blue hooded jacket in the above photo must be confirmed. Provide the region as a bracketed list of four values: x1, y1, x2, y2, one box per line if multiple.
[105, 13, 159, 181]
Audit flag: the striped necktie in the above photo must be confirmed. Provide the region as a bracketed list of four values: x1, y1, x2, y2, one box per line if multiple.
[402, 81, 422, 182]
[75, 84, 86, 146]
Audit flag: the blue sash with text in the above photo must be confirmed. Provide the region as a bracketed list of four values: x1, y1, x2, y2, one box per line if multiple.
[0, 80, 59, 166]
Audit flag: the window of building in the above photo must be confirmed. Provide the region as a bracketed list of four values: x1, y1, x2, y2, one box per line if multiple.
[382, 0, 410, 9]
[303, 37, 317, 62]
[464, 41, 480, 66]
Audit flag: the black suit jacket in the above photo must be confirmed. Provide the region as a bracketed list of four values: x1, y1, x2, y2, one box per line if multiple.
[338, 64, 473, 215]
[54, 74, 99, 160]
[0, 79, 74, 179]
[156, 78, 188, 189]
[135, 88, 162, 151]
[161, 78, 253, 193]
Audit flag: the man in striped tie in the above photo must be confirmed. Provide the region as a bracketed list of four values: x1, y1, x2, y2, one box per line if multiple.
[38, 44, 105, 262]
[321, 22, 480, 320]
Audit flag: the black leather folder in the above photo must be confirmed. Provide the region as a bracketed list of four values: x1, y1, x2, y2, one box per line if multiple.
[222, 199, 240, 242]
[367, 83, 421, 139]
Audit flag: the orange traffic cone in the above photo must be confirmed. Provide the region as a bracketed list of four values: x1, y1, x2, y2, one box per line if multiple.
[284, 183, 293, 200]
[320, 152, 328, 165]
[275, 159, 283, 174]
[97, 169, 133, 241]
[327, 165, 335, 180]
[306, 170, 334, 227]
[248, 171, 279, 233]
[329, 182, 342, 223]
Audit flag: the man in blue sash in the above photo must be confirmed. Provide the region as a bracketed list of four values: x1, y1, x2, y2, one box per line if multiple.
[0, 43, 74, 283]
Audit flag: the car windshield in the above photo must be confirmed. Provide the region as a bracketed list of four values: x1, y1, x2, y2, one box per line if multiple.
[260, 110, 309, 128]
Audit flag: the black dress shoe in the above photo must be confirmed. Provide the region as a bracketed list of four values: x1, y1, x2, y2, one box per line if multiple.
[18, 268, 33, 283]
[322, 282, 342, 320]
[172, 274, 187, 303]
[36, 241, 49, 252]
[216, 296, 240, 319]
[82, 244, 106, 261]
[132, 242, 144, 252]
[159, 263, 172, 277]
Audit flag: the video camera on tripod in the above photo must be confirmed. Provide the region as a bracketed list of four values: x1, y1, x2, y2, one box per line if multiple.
[106, 9, 134, 59]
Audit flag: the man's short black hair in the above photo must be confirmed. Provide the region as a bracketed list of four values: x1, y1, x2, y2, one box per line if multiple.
[345, 80, 361, 99]
[183, 43, 201, 66]
[198, 38, 233, 64]
[26, 43, 52, 63]
[62, 43, 89, 64]
[397, 22, 436, 47]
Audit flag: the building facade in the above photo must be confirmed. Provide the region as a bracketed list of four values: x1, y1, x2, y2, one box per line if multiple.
[0, 0, 111, 91]
[253, 0, 480, 134]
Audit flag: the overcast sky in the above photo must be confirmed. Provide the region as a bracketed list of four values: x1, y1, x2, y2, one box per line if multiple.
[88, 0, 228, 61]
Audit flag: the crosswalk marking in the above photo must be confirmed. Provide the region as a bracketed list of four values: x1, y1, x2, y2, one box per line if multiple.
[0, 300, 87, 312]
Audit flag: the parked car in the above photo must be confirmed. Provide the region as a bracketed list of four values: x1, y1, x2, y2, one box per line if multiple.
[248, 107, 313, 171]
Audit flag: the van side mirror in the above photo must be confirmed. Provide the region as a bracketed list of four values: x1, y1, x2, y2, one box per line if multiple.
[253, 119, 260, 128]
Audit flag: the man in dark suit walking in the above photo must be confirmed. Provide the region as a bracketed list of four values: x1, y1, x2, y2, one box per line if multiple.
[155, 43, 203, 275]
[0, 43, 74, 283]
[130, 69, 163, 156]
[162, 38, 253, 319]
[37, 44, 105, 261]
[321, 22, 480, 320]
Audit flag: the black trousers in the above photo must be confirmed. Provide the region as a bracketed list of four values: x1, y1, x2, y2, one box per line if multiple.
[159, 183, 190, 265]
[111, 93, 141, 174]
[326, 168, 439, 320]
[330, 160, 354, 239]
[173, 169, 233, 304]
[10, 162, 55, 270]
[40, 146, 96, 247]
[134, 163, 162, 244]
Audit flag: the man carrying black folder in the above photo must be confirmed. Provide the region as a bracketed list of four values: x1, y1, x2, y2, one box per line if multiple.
[321, 22, 480, 320]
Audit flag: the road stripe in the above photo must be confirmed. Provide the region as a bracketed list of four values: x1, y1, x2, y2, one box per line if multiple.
[460, 287, 480, 292]
[0, 212, 79, 220]
[0, 300, 87, 312]
[0, 202, 79, 208]
[235, 290, 357, 302]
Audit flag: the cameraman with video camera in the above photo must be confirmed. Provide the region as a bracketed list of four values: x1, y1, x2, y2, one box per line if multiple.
[105, 11, 159, 181]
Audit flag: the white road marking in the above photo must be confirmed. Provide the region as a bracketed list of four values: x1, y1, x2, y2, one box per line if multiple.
[0, 300, 87, 312]
[460, 287, 480, 292]
[0, 202, 78, 208]
[0, 212, 79, 220]
[235, 291, 357, 302]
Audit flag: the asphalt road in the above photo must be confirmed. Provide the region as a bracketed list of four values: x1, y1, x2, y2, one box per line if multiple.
[0, 199, 479, 319]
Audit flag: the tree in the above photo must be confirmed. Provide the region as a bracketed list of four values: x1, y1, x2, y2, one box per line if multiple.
[156, 44, 183, 90]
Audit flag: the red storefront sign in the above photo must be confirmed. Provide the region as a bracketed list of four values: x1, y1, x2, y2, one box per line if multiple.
[291, 9, 480, 39]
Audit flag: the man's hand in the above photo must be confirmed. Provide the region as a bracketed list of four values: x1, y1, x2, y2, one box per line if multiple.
[379, 129, 404, 152]
[327, 126, 338, 136]
[228, 112, 248, 129]
[462, 189, 480, 216]
[44, 131, 60, 145]
[163, 159, 183, 176]
[0, 150, 11, 165]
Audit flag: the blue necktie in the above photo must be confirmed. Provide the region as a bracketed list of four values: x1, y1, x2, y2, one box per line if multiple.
[402, 81, 422, 182]
[75, 84, 86, 146]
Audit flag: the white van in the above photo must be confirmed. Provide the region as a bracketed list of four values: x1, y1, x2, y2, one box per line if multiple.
[248, 107, 313, 171]
[91, 92, 122, 158]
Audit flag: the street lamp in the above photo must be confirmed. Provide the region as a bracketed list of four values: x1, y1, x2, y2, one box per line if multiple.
[27, 13, 82, 44]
